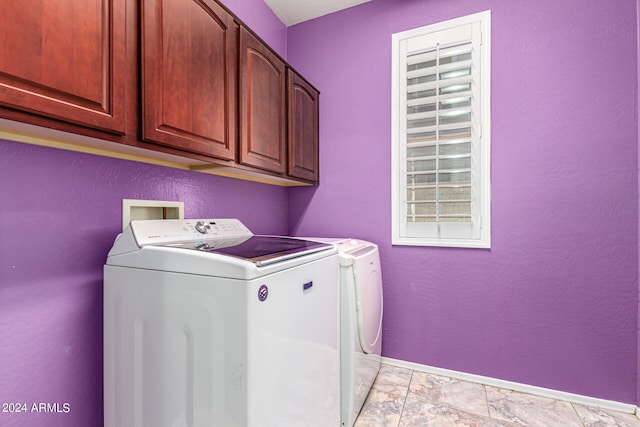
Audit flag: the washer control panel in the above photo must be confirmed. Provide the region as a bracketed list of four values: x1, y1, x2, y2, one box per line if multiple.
[130, 218, 252, 246]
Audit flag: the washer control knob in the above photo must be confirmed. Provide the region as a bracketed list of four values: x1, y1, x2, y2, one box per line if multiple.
[195, 221, 211, 234]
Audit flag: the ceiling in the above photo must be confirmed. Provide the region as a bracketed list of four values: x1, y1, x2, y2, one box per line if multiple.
[263, 0, 372, 26]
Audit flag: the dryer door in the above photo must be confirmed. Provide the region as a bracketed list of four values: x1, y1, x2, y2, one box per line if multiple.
[351, 245, 383, 354]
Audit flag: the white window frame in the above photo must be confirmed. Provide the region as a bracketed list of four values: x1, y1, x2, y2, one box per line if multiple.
[391, 11, 491, 248]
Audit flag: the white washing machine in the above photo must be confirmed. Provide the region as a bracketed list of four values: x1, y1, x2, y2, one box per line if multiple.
[310, 238, 383, 426]
[104, 219, 340, 427]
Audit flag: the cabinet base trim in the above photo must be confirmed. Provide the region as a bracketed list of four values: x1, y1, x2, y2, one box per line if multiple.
[0, 118, 313, 187]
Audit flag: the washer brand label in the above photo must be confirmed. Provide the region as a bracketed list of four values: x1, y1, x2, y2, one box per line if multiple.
[258, 285, 269, 302]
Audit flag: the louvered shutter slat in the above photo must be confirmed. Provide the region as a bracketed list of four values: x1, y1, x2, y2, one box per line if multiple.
[405, 39, 475, 224]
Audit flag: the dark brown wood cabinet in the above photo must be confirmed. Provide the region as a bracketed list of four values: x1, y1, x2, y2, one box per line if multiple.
[287, 69, 319, 182]
[0, 0, 320, 186]
[141, 0, 238, 160]
[239, 26, 287, 174]
[0, 0, 127, 134]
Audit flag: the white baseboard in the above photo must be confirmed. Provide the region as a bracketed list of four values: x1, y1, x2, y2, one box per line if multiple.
[381, 357, 638, 416]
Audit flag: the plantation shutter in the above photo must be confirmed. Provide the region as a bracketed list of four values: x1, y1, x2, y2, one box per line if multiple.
[394, 17, 488, 246]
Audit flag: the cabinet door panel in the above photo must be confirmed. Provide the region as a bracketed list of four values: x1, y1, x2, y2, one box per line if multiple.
[0, 0, 126, 133]
[142, 0, 237, 160]
[239, 27, 286, 174]
[287, 70, 319, 183]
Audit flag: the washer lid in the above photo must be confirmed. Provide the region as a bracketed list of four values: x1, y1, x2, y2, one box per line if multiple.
[112, 219, 332, 265]
[350, 245, 383, 354]
[186, 235, 333, 266]
[106, 219, 337, 278]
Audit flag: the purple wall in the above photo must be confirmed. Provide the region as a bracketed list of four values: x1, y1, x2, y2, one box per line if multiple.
[288, 0, 640, 404]
[0, 141, 288, 427]
[637, 0, 640, 406]
[0, 3, 288, 426]
[222, 0, 287, 57]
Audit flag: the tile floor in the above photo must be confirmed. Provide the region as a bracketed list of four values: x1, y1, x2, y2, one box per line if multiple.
[354, 364, 640, 427]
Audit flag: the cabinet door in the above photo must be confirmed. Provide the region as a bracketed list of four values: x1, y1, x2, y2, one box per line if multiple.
[142, 0, 237, 160]
[239, 27, 286, 174]
[287, 69, 319, 183]
[0, 0, 126, 134]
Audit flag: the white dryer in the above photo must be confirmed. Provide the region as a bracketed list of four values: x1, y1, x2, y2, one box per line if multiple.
[311, 238, 383, 426]
[104, 219, 340, 427]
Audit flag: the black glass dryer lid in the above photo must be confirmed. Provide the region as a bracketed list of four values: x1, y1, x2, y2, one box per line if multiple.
[205, 235, 332, 266]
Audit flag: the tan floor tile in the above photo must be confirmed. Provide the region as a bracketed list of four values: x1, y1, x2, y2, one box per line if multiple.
[371, 364, 413, 396]
[354, 388, 406, 427]
[486, 386, 583, 427]
[573, 403, 640, 427]
[408, 371, 489, 417]
[399, 394, 519, 427]
[356, 365, 640, 427]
